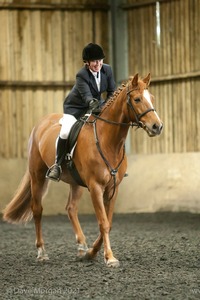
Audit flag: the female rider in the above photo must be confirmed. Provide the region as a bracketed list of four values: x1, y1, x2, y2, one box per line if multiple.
[46, 43, 116, 181]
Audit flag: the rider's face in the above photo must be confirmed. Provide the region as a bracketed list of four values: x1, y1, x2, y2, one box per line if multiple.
[88, 59, 103, 73]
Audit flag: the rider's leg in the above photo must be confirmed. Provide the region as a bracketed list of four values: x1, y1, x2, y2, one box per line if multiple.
[46, 114, 77, 182]
[46, 136, 67, 181]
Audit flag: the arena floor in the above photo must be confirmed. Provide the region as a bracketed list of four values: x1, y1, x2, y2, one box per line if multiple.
[1, 212, 200, 299]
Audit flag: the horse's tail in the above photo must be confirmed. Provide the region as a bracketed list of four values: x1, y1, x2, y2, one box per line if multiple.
[3, 169, 33, 224]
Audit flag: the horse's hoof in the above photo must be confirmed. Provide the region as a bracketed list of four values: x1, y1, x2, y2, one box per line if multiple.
[37, 254, 49, 261]
[83, 248, 97, 261]
[37, 247, 49, 261]
[105, 258, 120, 267]
[76, 250, 88, 260]
[76, 243, 88, 260]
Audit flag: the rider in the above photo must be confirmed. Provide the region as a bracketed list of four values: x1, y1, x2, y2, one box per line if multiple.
[46, 43, 116, 181]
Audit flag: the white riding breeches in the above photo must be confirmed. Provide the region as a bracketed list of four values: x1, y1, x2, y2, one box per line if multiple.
[59, 114, 77, 139]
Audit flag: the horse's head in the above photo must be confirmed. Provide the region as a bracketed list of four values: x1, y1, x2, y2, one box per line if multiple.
[126, 73, 163, 136]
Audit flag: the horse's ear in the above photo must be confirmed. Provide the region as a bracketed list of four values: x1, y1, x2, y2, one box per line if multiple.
[132, 73, 139, 88]
[143, 73, 151, 87]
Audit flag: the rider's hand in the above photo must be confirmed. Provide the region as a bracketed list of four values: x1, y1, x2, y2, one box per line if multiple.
[89, 99, 99, 110]
[92, 107, 101, 115]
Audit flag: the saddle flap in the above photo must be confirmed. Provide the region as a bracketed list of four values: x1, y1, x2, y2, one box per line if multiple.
[66, 118, 85, 154]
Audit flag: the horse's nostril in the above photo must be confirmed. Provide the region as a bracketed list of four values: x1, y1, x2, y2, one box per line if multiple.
[152, 124, 158, 130]
[153, 123, 163, 133]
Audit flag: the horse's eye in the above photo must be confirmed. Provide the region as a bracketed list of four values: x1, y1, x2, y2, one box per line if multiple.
[134, 98, 141, 103]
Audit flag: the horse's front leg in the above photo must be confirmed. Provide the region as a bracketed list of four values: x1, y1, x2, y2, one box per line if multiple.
[88, 187, 118, 258]
[88, 185, 119, 267]
[66, 184, 88, 259]
[86, 191, 117, 259]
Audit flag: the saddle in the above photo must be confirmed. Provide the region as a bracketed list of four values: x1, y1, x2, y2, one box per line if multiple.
[65, 115, 89, 187]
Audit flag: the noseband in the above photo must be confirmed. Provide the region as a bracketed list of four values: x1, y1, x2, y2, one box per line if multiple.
[126, 86, 155, 128]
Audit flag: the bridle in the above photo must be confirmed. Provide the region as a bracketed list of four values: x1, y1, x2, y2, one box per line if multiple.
[81, 84, 156, 199]
[126, 86, 156, 128]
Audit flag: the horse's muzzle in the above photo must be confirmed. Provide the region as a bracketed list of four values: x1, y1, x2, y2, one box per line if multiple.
[141, 121, 163, 137]
[152, 122, 163, 135]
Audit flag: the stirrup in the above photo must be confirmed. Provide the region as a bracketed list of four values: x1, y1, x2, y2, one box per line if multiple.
[45, 164, 62, 182]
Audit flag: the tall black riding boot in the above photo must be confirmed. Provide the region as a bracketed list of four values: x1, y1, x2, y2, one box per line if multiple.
[46, 137, 67, 181]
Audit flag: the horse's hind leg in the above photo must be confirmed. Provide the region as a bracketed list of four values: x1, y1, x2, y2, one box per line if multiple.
[66, 184, 88, 259]
[30, 171, 49, 261]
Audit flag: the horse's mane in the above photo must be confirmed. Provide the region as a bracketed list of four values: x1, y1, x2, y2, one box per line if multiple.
[101, 77, 132, 114]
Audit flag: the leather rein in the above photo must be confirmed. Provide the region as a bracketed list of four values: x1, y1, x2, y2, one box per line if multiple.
[82, 86, 155, 199]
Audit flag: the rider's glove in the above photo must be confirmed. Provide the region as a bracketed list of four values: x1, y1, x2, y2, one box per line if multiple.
[92, 107, 101, 115]
[89, 99, 99, 110]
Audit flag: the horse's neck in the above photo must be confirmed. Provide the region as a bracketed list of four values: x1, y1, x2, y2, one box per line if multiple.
[99, 91, 129, 152]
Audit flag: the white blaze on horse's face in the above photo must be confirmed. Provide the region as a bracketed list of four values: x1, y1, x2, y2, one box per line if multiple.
[143, 89, 160, 120]
[143, 89, 152, 106]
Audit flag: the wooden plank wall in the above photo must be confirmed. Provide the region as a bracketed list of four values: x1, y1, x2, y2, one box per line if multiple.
[124, 0, 200, 154]
[0, 0, 200, 158]
[0, 0, 110, 158]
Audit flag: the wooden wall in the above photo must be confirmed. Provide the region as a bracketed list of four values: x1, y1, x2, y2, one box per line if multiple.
[0, 0, 110, 158]
[123, 0, 200, 153]
[0, 0, 200, 158]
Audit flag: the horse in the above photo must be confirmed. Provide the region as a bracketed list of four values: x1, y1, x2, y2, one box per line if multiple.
[3, 73, 163, 267]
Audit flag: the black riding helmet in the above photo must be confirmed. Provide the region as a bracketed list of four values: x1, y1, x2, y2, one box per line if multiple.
[82, 43, 105, 62]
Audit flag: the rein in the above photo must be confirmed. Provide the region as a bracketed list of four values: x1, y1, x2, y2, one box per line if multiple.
[90, 114, 138, 128]
[89, 86, 155, 128]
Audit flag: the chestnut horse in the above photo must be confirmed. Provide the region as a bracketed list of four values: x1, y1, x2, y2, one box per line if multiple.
[3, 74, 163, 267]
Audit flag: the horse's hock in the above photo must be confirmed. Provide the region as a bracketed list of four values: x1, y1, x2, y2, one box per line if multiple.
[1, 152, 200, 214]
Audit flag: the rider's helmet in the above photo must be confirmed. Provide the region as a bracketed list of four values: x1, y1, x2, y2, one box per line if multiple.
[82, 43, 105, 62]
